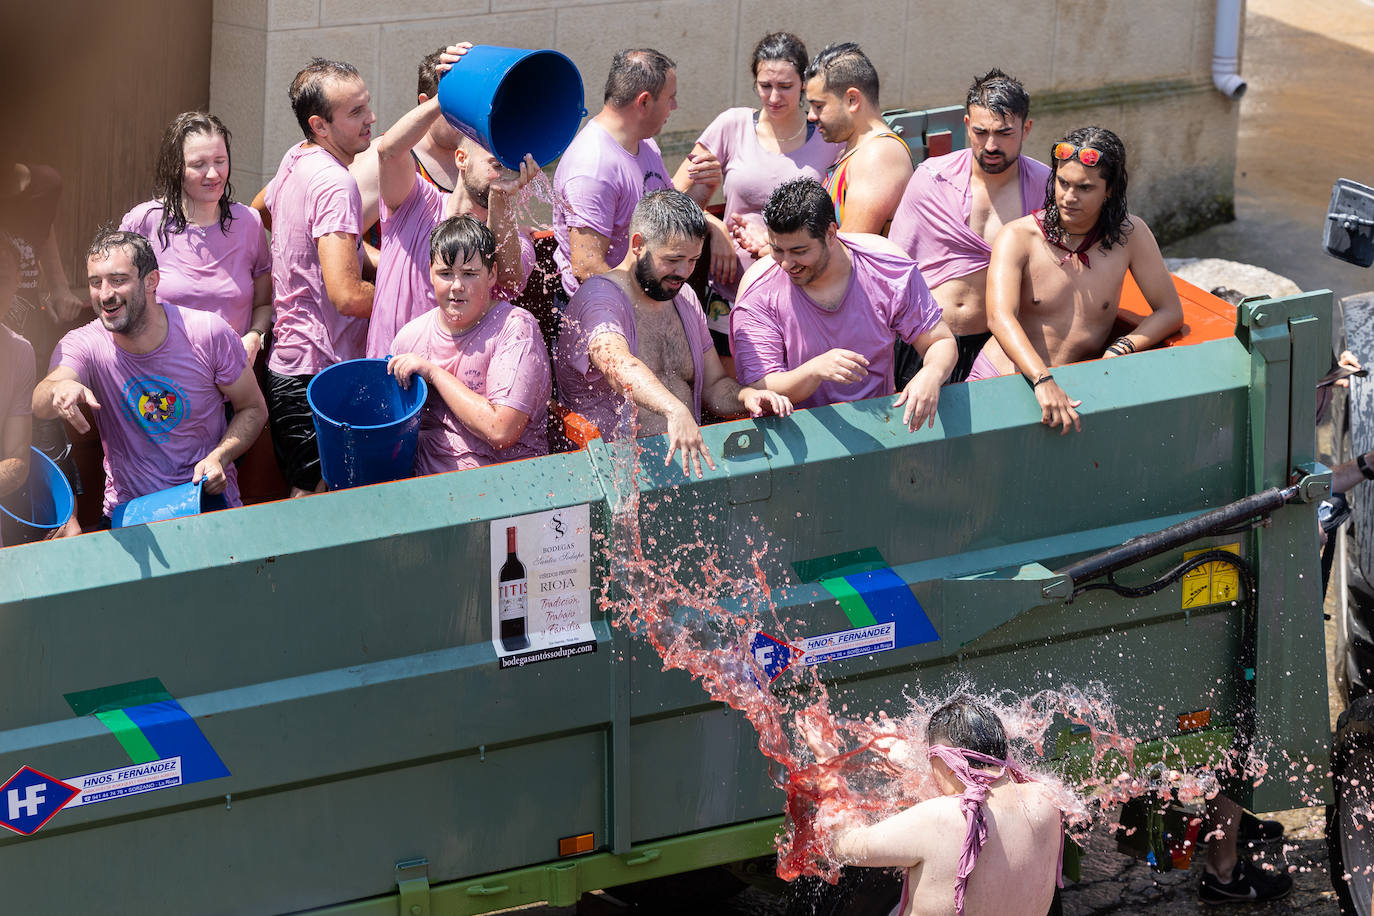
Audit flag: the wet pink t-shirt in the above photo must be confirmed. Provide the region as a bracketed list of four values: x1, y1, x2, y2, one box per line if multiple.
[50, 303, 247, 515]
[556, 275, 713, 439]
[888, 148, 1051, 288]
[553, 122, 672, 298]
[119, 200, 271, 336]
[730, 238, 941, 409]
[0, 326, 35, 547]
[367, 179, 535, 359]
[695, 109, 841, 301]
[390, 302, 549, 473]
[263, 143, 367, 376]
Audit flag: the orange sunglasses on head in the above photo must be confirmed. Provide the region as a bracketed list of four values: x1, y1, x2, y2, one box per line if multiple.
[1052, 142, 1103, 167]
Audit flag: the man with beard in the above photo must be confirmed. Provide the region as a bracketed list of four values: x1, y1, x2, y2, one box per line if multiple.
[888, 69, 1050, 385]
[730, 178, 956, 430]
[365, 63, 538, 358]
[32, 230, 265, 528]
[556, 190, 791, 477]
[804, 43, 912, 236]
[253, 57, 376, 497]
[970, 127, 1184, 434]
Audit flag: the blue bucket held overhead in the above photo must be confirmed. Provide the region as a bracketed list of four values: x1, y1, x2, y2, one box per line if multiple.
[0, 447, 74, 544]
[436, 45, 586, 170]
[110, 479, 228, 529]
[307, 358, 427, 490]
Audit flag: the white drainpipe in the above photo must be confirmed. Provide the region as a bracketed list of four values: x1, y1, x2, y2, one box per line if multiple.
[1213, 0, 1248, 98]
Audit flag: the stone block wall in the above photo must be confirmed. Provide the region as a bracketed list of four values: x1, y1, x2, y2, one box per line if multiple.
[212, 0, 1243, 242]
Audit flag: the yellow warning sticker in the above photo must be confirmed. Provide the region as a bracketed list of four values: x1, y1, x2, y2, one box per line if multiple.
[1181, 542, 1241, 609]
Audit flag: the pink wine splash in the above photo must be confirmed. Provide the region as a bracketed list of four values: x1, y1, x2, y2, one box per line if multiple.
[591, 392, 1308, 885]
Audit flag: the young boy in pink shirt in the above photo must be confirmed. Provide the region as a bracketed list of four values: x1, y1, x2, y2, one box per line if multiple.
[387, 216, 549, 472]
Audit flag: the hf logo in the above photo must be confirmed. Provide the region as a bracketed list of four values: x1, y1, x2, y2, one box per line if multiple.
[0, 766, 79, 836]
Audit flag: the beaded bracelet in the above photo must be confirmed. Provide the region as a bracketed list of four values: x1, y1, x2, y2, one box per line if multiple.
[1108, 336, 1136, 355]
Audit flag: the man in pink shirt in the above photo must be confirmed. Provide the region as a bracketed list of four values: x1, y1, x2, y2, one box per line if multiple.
[730, 178, 956, 430]
[553, 48, 677, 301]
[387, 216, 549, 473]
[254, 57, 376, 497]
[1, 239, 35, 547]
[31, 230, 265, 527]
[556, 190, 791, 477]
[367, 70, 537, 359]
[889, 69, 1049, 385]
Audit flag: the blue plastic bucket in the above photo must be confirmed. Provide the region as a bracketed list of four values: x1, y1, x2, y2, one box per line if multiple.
[0, 447, 74, 544]
[436, 45, 586, 170]
[110, 479, 228, 529]
[307, 358, 427, 490]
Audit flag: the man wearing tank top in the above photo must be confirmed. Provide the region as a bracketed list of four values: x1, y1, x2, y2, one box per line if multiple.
[552, 48, 677, 301]
[888, 70, 1050, 386]
[804, 43, 912, 237]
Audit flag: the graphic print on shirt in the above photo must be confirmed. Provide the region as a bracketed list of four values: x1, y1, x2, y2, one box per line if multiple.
[120, 375, 188, 443]
[642, 170, 667, 190]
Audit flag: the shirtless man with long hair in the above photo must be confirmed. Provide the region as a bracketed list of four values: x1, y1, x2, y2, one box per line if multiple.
[970, 127, 1184, 433]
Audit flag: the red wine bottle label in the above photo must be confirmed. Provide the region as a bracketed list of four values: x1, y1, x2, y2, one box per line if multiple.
[498, 578, 527, 622]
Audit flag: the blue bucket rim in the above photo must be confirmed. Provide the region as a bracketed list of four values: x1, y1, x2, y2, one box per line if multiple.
[306, 358, 428, 433]
[0, 446, 75, 531]
[110, 478, 203, 529]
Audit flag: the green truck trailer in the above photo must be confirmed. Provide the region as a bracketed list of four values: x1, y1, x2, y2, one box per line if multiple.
[0, 276, 1344, 913]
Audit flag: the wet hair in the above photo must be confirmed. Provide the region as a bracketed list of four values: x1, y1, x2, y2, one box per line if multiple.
[151, 112, 235, 247]
[926, 695, 1008, 763]
[1042, 126, 1132, 250]
[752, 32, 809, 81]
[88, 228, 159, 279]
[429, 214, 496, 271]
[762, 178, 836, 240]
[289, 57, 363, 142]
[805, 42, 879, 105]
[630, 190, 707, 248]
[604, 48, 676, 108]
[417, 46, 447, 99]
[966, 68, 1030, 122]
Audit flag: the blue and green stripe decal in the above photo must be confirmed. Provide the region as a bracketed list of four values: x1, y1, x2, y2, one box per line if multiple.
[65, 678, 229, 784]
[796, 548, 940, 648]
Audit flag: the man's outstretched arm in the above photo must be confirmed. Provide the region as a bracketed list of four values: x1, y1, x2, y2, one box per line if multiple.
[588, 332, 716, 478]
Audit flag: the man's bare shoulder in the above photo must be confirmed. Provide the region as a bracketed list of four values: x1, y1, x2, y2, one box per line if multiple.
[348, 143, 379, 179]
[856, 133, 915, 181]
[907, 793, 967, 829]
[992, 214, 1041, 253]
[737, 257, 781, 302]
[1122, 213, 1161, 249]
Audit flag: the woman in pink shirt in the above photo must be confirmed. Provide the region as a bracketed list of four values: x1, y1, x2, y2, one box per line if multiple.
[673, 33, 841, 327]
[387, 215, 549, 473]
[120, 112, 271, 367]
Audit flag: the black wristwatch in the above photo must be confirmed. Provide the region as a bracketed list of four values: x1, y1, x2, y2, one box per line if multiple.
[1359, 452, 1374, 481]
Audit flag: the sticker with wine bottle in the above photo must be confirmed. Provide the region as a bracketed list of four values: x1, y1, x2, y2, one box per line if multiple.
[490, 504, 596, 668]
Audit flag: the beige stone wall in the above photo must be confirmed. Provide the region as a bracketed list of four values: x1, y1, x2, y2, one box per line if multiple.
[212, 0, 1242, 239]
